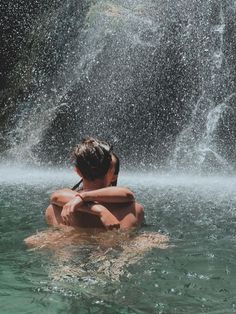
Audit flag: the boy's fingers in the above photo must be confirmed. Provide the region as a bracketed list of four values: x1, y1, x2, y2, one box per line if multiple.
[107, 223, 120, 230]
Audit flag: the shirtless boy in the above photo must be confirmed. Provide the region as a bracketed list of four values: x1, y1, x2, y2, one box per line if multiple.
[46, 138, 144, 230]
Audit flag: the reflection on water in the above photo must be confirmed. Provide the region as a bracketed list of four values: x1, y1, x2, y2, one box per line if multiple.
[1, 165, 236, 313]
[25, 228, 168, 282]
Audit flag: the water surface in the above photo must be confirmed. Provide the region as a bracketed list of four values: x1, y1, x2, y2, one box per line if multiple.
[1, 165, 236, 313]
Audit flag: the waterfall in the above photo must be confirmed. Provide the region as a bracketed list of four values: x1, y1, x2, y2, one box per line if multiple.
[3, 0, 167, 165]
[170, 2, 236, 173]
[170, 95, 235, 172]
[0, 0, 236, 171]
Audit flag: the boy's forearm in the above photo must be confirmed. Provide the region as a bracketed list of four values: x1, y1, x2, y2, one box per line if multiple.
[83, 203, 120, 229]
[50, 187, 135, 207]
[61, 200, 120, 229]
[75, 203, 102, 216]
[79, 187, 134, 203]
[50, 189, 77, 206]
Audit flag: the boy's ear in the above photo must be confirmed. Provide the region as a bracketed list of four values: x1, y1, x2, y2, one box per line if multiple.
[75, 166, 82, 178]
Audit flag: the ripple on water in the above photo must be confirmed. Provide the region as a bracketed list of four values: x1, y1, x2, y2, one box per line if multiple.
[1, 165, 236, 313]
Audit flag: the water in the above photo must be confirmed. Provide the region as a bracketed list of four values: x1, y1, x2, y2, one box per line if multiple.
[170, 1, 235, 172]
[170, 94, 235, 173]
[1, 2, 236, 312]
[2, 1, 235, 169]
[1, 165, 236, 313]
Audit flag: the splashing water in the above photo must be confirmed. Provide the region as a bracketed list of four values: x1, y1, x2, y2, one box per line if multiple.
[170, 2, 235, 173]
[0, 1, 235, 171]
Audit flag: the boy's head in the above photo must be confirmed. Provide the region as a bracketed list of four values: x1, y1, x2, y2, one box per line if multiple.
[96, 140, 120, 186]
[73, 137, 112, 181]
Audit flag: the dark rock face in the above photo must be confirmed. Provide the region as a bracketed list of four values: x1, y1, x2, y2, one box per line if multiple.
[0, 0, 90, 154]
[0, 0, 58, 89]
[0, 0, 236, 171]
[0, 0, 62, 152]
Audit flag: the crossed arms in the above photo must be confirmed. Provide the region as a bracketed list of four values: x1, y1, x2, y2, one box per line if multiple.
[46, 187, 144, 230]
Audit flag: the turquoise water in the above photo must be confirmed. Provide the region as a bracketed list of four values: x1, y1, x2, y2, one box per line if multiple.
[1, 165, 236, 313]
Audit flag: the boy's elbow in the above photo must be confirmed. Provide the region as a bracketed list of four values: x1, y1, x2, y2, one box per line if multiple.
[50, 191, 59, 204]
[124, 188, 135, 202]
[127, 191, 135, 202]
[45, 205, 53, 225]
[136, 203, 145, 223]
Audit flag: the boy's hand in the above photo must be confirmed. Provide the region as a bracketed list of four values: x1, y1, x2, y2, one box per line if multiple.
[99, 208, 120, 230]
[61, 195, 83, 225]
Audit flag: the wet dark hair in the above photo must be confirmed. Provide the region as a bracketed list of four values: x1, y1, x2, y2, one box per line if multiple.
[113, 153, 120, 175]
[111, 152, 120, 186]
[97, 141, 120, 186]
[73, 138, 112, 181]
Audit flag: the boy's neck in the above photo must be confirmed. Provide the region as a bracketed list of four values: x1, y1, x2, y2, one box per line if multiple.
[82, 178, 108, 191]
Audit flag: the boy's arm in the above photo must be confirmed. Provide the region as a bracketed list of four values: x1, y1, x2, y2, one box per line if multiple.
[50, 189, 77, 207]
[45, 202, 120, 230]
[79, 187, 134, 203]
[49, 186, 135, 229]
[61, 200, 120, 229]
[50, 186, 134, 207]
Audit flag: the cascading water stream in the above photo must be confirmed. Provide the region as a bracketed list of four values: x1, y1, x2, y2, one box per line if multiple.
[170, 2, 236, 173]
[3, 0, 166, 165]
[0, 0, 235, 171]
